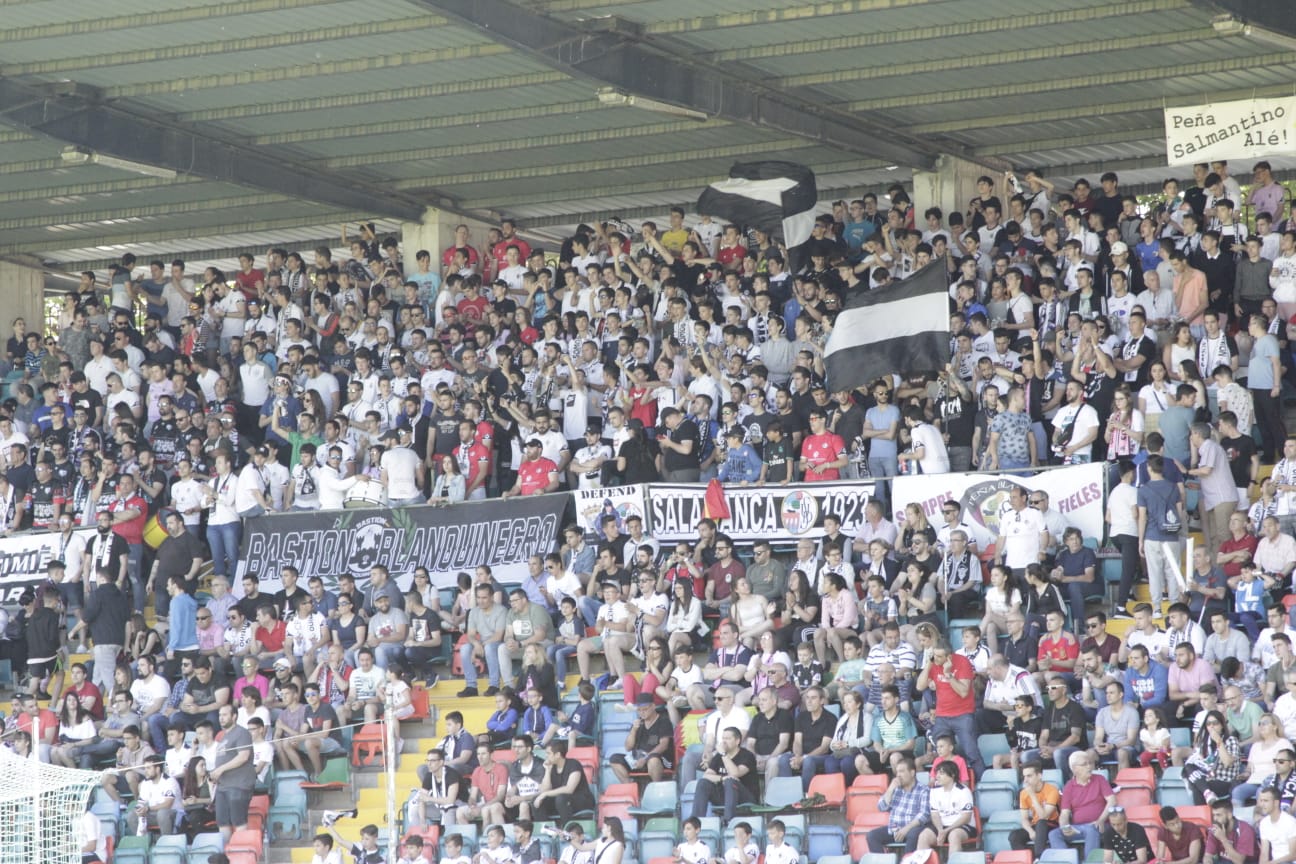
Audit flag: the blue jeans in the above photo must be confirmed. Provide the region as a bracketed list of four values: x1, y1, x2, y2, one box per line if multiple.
[578, 596, 601, 628]
[547, 643, 577, 682]
[1049, 823, 1100, 859]
[207, 521, 241, 580]
[1023, 746, 1080, 783]
[869, 455, 898, 506]
[1233, 782, 1262, 806]
[460, 639, 502, 688]
[932, 713, 984, 776]
[777, 752, 831, 791]
[374, 642, 405, 670]
[390, 494, 425, 507]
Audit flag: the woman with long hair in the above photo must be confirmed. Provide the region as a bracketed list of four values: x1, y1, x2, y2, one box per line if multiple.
[665, 579, 705, 655]
[50, 691, 98, 767]
[1137, 360, 1173, 436]
[1164, 322, 1196, 383]
[622, 635, 674, 706]
[729, 576, 776, 650]
[826, 689, 871, 786]
[1179, 358, 1209, 414]
[1183, 709, 1241, 805]
[1021, 562, 1066, 636]
[899, 502, 937, 550]
[181, 756, 216, 840]
[1104, 386, 1144, 459]
[738, 630, 792, 708]
[897, 560, 942, 648]
[429, 453, 466, 505]
[780, 568, 820, 647]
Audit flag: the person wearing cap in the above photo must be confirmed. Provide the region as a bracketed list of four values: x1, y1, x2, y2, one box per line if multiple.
[503, 439, 559, 498]
[716, 427, 761, 485]
[233, 445, 273, 518]
[610, 695, 675, 784]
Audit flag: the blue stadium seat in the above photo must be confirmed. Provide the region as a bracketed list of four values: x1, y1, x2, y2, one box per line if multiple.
[806, 825, 845, 860]
[976, 735, 1012, 762]
[1040, 848, 1080, 864]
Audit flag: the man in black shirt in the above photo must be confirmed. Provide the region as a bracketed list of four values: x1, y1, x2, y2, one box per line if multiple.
[415, 749, 461, 825]
[746, 686, 793, 787]
[610, 696, 674, 783]
[273, 567, 310, 622]
[761, 421, 793, 484]
[532, 741, 595, 823]
[658, 408, 700, 482]
[778, 686, 837, 791]
[1033, 675, 1088, 783]
[688, 725, 759, 822]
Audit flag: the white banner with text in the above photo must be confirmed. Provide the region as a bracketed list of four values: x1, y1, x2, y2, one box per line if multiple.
[1164, 96, 1296, 165]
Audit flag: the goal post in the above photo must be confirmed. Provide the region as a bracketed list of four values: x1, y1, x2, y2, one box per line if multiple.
[0, 744, 104, 864]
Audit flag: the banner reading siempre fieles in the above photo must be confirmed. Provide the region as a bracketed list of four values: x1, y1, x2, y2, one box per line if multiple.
[647, 480, 877, 544]
[237, 494, 566, 592]
[891, 463, 1105, 544]
[0, 528, 96, 602]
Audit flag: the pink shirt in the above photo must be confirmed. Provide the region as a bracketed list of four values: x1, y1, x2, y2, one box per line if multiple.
[1060, 774, 1113, 824]
[1168, 657, 1216, 696]
[823, 589, 858, 630]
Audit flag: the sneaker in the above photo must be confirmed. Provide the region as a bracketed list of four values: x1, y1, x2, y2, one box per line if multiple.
[482, 686, 500, 697]
[32, 691, 51, 701]
[1111, 608, 1133, 620]
[425, 673, 440, 688]
[603, 675, 621, 690]
[75, 643, 88, 654]
[457, 686, 479, 698]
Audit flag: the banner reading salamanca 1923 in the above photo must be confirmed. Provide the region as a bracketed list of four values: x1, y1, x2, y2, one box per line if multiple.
[236, 494, 566, 592]
[646, 480, 877, 544]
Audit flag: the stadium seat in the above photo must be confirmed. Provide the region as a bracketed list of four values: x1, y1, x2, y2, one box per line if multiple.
[819, 856, 857, 864]
[846, 788, 881, 824]
[628, 782, 678, 819]
[851, 774, 889, 793]
[1169, 727, 1192, 748]
[984, 812, 1024, 855]
[949, 853, 987, 864]
[638, 828, 679, 861]
[978, 768, 1020, 791]
[267, 789, 307, 841]
[225, 828, 263, 861]
[1040, 850, 1079, 864]
[755, 776, 804, 812]
[679, 780, 697, 817]
[352, 723, 387, 767]
[976, 784, 1017, 815]
[1114, 767, 1155, 789]
[856, 855, 895, 864]
[152, 835, 189, 864]
[568, 746, 600, 789]
[847, 827, 875, 860]
[993, 852, 1034, 864]
[977, 734, 1011, 761]
[602, 783, 640, 804]
[806, 825, 845, 860]
[804, 773, 847, 809]
[112, 836, 149, 864]
[1179, 806, 1212, 829]
[1114, 786, 1153, 808]
[1125, 805, 1163, 826]
[1156, 784, 1194, 808]
[247, 794, 269, 834]
[696, 817, 721, 852]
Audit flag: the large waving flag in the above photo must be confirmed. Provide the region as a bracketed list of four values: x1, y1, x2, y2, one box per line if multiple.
[697, 161, 817, 272]
[824, 259, 950, 393]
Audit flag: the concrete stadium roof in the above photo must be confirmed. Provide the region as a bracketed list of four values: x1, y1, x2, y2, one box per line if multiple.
[1, 0, 1293, 277]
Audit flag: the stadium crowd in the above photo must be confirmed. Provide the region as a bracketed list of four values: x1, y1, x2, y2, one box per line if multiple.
[9, 157, 1296, 864]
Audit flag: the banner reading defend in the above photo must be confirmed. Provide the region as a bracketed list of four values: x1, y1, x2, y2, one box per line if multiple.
[1164, 96, 1296, 165]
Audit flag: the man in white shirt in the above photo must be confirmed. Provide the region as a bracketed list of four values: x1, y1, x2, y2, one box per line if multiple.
[1257, 785, 1296, 862]
[995, 485, 1050, 574]
[233, 446, 273, 518]
[379, 431, 424, 506]
[127, 755, 180, 836]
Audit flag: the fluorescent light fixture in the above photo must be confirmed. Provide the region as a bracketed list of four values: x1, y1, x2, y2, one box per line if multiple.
[1211, 14, 1296, 52]
[59, 146, 177, 179]
[596, 87, 708, 121]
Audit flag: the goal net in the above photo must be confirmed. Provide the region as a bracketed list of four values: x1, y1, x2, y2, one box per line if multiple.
[0, 745, 104, 864]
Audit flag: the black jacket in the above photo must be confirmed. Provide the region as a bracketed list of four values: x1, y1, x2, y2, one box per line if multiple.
[81, 581, 131, 645]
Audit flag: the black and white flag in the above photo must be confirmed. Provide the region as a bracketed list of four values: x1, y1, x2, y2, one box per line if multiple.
[697, 161, 817, 271]
[824, 259, 950, 393]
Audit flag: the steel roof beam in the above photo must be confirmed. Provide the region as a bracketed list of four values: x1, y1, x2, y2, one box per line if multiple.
[0, 78, 438, 223]
[0, 0, 360, 41]
[1, 15, 450, 76]
[413, 0, 945, 171]
[703, 0, 1185, 61]
[845, 48, 1296, 111]
[775, 28, 1214, 87]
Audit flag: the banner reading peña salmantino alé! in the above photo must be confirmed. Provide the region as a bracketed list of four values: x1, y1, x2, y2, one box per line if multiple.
[236, 494, 566, 592]
[1164, 96, 1296, 165]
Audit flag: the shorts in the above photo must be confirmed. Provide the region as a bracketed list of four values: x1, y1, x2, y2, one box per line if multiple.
[301, 737, 346, 756]
[27, 657, 59, 680]
[214, 787, 252, 827]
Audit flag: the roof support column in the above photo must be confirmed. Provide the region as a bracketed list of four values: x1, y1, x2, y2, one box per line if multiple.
[912, 155, 997, 233]
[0, 257, 46, 349]
[399, 207, 499, 270]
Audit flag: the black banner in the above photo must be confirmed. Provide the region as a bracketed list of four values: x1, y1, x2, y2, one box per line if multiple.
[236, 495, 566, 591]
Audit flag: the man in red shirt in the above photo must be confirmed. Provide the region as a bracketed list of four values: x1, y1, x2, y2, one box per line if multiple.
[14, 693, 58, 762]
[66, 661, 105, 721]
[491, 220, 531, 274]
[799, 409, 847, 482]
[916, 642, 983, 776]
[453, 419, 491, 501]
[503, 440, 558, 498]
[456, 279, 489, 323]
[109, 474, 148, 610]
[1037, 609, 1080, 686]
[441, 224, 481, 273]
[252, 605, 289, 671]
[704, 534, 745, 614]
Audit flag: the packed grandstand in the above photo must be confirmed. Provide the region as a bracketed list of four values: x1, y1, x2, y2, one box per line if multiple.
[6, 157, 1296, 864]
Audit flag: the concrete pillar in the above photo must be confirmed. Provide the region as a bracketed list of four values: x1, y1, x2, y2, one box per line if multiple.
[0, 258, 46, 342]
[399, 207, 496, 264]
[911, 154, 991, 229]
